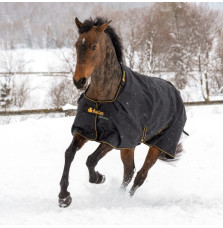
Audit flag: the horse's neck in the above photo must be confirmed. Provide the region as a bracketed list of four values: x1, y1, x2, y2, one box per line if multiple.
[86, 39, 122, 101]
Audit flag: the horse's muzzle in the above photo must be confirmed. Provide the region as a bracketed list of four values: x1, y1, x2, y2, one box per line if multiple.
[73, 77, 87, 90]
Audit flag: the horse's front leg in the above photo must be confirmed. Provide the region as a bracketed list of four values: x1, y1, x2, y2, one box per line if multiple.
[120, 149, 135, 191]
[86, 143, 113, 184]
[58, 134, 88, 208]
[129, 146, 160, 197]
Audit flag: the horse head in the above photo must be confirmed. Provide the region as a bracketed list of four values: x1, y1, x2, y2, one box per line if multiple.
[73, 17, 111, 90]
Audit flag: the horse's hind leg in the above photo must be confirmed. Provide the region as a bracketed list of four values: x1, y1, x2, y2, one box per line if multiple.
[86, 143, 113, 184]
[129, 146, 160, 197]
[58, 134, 88, 208]
[120, 149, 135, 191]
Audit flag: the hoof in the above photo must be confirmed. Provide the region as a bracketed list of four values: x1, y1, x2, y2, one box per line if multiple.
[129, 185, 139, 198]
[95, 171, 106, 184]
[59, 195, 72, 208]
[120, 184, 127, 192]
[90, 172, 106, 184]
[100, 174, 106, 184]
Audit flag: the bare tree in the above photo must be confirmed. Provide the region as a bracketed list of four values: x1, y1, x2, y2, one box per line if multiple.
[0, 51, 28, 74]
[214, 14, 223, 93]
[45, 21, 77, 73]
[11, 77, 31, 109]
[48, 78, 80, 108]
[122, 8, 145, 70]
[0, 51, 31, 110]
[191, 5, 220, 102]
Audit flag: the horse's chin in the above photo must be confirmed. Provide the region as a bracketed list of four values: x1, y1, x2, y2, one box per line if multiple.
[85, 75, 92, 89]
[80, 79, 89, 91]
[82, 84, 88, 90]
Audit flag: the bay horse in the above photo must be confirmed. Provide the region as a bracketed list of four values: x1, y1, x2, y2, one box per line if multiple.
[58, 17, 187, 208]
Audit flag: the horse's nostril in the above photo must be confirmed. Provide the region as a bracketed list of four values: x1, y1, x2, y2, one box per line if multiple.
[79, 78, 87, 86]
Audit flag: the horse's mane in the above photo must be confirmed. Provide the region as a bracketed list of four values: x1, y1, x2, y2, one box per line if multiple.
[78, 17, 124, 64]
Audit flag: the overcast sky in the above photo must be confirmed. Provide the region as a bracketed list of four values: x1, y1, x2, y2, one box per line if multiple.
[110, 2, 223, 11]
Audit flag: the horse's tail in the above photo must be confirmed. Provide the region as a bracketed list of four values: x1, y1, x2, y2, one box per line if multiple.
[158, 143, 183, 163]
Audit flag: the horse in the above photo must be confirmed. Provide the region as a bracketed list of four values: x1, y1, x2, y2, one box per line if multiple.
[58, 17, 187, 208]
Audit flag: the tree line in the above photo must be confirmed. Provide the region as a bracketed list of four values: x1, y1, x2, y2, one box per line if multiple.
[1, 2, 223, 106]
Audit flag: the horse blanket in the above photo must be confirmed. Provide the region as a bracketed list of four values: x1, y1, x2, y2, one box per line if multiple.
[71, 65, 187, 158]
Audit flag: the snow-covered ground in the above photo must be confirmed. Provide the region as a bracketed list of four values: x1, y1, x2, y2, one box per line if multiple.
[0, 104, 223, 225]
[0, 48, 73, 72]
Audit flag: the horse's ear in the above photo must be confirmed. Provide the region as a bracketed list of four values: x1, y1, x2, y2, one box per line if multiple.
[75, 17, 84, 29]
[97, 20, 112, 32]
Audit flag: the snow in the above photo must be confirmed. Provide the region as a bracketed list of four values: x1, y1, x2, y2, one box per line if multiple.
[0, 48, 73, 72]
[0, 105, 223, 225]
[62, 104, 77, 111]
[0, 112, 65, 125]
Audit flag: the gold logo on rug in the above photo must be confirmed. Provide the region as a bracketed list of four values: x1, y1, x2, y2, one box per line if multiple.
[88, 107, 104, 116]
[88, 107, 93, 113]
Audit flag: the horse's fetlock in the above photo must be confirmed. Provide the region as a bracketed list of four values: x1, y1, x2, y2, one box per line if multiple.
[59, 191, 70, 199]
[60, 179, 69, 187]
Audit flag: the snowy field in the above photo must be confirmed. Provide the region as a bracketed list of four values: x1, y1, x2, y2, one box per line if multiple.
[0, 104, 223, 226]
[0, 48, 73, 72]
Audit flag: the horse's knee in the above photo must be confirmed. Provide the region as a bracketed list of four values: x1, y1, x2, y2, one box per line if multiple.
[65, 134, 87, 159]
[60, 178, 69, 188]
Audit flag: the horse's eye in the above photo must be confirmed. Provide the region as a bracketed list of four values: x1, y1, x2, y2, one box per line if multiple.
[91, 45, 97, 51]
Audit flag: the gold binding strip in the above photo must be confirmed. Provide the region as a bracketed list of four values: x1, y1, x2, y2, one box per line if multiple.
[156, 124, 169, 135]
[143, 124, 168, 143]
[74, 132, 174, 158]
[140, 127, 147, 142]
[144, 127, 147, 141]
[94, 102, 98, 140]
[74, 132, 135, 150]
[144, 142, 175, 158]
[142, 124, 174, 158]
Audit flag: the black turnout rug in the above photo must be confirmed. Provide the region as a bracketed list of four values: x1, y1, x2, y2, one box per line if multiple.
[71, 65, 187, 159]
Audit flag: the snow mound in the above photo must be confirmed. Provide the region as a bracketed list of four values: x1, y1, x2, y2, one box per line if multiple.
[62, 103, 77, 110]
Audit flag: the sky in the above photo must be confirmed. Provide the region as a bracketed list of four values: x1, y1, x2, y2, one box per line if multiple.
[90, 2, 223, 12]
